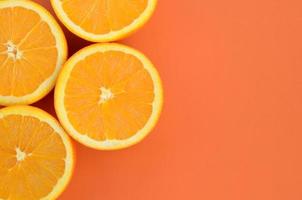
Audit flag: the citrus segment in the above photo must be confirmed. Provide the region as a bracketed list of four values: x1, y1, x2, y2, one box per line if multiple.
[51, 0, 157, 42]
[0, 0, 67, 106]
[0, 106, 74, 200]
[55, 43, 163, 150]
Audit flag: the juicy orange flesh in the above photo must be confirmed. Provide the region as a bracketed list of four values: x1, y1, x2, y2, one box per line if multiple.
[65, 51, 154, 140]
[0, 115, 66, 199]
[61, 0, 148, 34]
[0, 7, 58, 97]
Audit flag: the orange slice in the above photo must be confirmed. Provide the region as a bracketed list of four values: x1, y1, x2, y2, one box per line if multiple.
[0, 106, 74, 200]
[0, 0, 67, 106]
[55, 43, 163, 150]
[51, 0, 157, 42]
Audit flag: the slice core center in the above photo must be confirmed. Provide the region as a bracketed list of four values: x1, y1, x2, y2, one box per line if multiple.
[6, 41, 22, 61]
[99, 87, 114, 104]
[15, 147, 27, 162]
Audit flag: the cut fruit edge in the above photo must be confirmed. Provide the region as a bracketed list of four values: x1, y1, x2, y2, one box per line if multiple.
[50, 0, 158, 42]
[0, 105, 75, 200]
[0, 0, 67, 106]
[55, 43, 164, 150]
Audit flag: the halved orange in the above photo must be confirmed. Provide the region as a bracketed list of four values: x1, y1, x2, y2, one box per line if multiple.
[0, 106, 74, 200]
[0, 0, 67, 106]
[55, 43, 163, 150]
[51, 0, 157, 42]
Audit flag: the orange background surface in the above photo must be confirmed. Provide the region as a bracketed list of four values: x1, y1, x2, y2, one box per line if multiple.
[30, 0, 302, 199]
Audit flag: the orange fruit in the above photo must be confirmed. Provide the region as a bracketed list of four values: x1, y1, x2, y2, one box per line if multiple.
[51, 0, 157, 42]
[0, 106, 74, 200]
[55, 43, 163, 150]
[0, 0, 67, 106]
